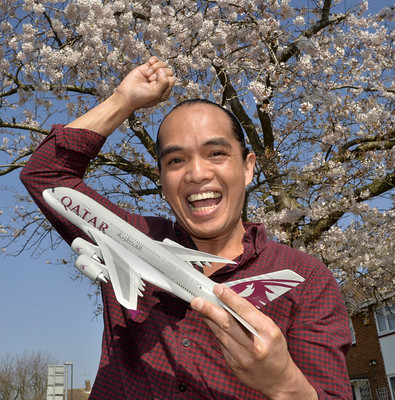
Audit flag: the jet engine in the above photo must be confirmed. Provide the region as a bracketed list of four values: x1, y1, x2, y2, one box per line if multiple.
[71, 237, 103, 259]
[71, 237, 108, 283]
[74, 254, 108, 283]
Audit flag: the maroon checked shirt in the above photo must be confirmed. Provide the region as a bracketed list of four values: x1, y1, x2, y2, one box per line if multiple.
[21, 125, 352, 399]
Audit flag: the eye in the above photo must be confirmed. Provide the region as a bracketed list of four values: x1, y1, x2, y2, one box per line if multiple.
[167, 157, 183, 165]
[210, 150, 228, 159]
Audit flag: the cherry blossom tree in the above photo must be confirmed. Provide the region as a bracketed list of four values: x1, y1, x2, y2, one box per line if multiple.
[0, 0, 394, 310]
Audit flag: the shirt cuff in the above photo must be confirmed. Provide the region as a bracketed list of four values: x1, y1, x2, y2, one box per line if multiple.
[53, 124, 106, 159]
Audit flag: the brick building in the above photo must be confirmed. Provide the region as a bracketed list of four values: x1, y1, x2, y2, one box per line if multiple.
[346, 294, 395, 400]
[65, 380, 91, 400]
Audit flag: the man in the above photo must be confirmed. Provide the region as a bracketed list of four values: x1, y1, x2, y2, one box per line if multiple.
[21, 57, 352, 399]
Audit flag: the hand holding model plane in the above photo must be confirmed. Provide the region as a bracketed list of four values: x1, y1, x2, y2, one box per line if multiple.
[192, 285, 311, 398]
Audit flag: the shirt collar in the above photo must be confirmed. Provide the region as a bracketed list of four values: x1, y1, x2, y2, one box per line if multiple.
[242, 222, 267, 255]
[174, 221, 267, 274]
[174, 222, 267, 251]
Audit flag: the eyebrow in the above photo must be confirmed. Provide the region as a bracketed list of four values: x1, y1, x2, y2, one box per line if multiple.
[159, 137, 233, 160]
[204, 137, 233, 149]
[159, 145, 183, 160]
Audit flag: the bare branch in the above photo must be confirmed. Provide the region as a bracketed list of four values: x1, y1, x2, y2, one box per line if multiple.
[0, 121, 50, 136]
[1, 72, 97, 97]
[94, 152, 159, 185]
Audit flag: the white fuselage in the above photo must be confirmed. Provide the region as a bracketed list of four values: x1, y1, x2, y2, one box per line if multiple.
[43, 187, 220, 306]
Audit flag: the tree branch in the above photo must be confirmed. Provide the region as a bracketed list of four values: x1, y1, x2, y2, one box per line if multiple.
[213, 65, 264, 155]
[214, 65, 300, 212]
[42, 11, 63, 48]
[0, 72, 97, 97]
[0, 121, 50, 136]
[128, 114, 157, 161]
[332, 85, 395, 94]
[301, 171, 395, 244]
[0, 162, 28, 176]
[279, 7, 349, 63]
[94, 152, 159, 184]
[335, 131, 395, 162]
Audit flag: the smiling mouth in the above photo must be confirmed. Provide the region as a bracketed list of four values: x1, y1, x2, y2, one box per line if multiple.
[187, 191, 222, 212]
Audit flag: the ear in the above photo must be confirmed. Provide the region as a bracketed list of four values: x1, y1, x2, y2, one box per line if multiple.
[244, 152, 256, 187]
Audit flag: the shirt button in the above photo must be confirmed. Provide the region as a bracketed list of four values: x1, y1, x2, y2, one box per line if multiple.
[182, 338, 190, 347]
[178, 383, 187, 392]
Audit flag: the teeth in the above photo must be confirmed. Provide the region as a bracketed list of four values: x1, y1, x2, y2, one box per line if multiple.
[187, 191, 221, 202]
[191, 205, 216, 212]
[187, 191, 222, 212]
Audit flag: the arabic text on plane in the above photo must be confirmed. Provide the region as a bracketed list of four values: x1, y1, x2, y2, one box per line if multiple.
[117, 232, 143, 251]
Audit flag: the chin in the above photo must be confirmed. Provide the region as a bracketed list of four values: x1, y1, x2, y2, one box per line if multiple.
[188, 225, 225, 241]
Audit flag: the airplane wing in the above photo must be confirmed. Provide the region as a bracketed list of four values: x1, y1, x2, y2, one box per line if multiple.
[225, 269, 305, 310]
[87, 228, 146, 312]
[158, 238, 236, 266]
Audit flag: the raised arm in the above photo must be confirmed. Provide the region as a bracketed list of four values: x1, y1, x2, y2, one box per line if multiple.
[21, 57, 174, 244]
[66, 56, 174, 136]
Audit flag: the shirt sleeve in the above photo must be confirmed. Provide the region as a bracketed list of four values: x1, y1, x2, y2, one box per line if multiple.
[20, 124, 139, 245]
[287, 261, 352, 399]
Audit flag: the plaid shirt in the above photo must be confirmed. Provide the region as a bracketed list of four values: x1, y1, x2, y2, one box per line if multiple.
[21, 125, 352, 399]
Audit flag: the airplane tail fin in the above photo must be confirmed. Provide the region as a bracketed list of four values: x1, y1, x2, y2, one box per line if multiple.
[217, 269, 304, 341]
[225, 269, 304, 310]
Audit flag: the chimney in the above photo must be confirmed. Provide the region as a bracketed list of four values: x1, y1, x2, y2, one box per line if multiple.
[85, 379, 91, 393]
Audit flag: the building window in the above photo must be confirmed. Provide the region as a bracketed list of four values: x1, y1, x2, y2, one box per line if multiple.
[376, 387, 389, 400]
[375, 302, 395, 335]
[351, 379, 372, 400]
[389, 376, 395, 400]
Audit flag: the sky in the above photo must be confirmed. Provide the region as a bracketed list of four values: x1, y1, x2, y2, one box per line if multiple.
[0, 173, 102, 389]
[0, 0, 393, 392]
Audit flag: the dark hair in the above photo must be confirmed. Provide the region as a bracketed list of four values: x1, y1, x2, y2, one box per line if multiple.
[156, 99, 250, 170]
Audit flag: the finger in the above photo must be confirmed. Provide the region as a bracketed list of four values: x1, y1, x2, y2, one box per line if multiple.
[213, 285, 276, 345]
[214, 284, 266, 327]
[142, 57, 159, 77]
[191, 297, 252, 346]
[161, 76, 175, 99]
[148, 67, 173, 84]
[215, 285, 287, 355]
[157, 78, 175, 103]
[192, 297, 266, 372]
[146, 62, 171, 79]
[147, 56, 159, 66]
[148, 71, 173, 85]
[151, 61, 170, 72]
[149, 67, 175, 101]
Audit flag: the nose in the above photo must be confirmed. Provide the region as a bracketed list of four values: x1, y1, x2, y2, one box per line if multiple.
[184, 157, 213, 184]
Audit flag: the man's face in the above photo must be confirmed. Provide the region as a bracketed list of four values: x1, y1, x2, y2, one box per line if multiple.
[158, 104, 255, 243]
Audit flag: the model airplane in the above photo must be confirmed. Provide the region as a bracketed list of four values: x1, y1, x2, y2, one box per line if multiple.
[43, 187, 305, 340]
